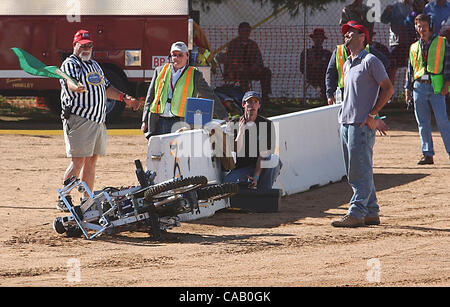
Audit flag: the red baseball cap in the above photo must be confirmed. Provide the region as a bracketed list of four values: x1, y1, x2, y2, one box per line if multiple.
[73, 29, 93, 45]
[341, 20, 369, 43]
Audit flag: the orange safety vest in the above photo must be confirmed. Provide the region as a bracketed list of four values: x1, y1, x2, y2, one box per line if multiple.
[410, 36, 449, 94]
[150, 63, 196, 117]
[336, 44, 371, 88]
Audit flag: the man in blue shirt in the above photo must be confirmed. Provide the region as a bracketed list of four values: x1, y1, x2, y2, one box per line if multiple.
[424, 0, 450, 35]
[331, 22, 394, 228]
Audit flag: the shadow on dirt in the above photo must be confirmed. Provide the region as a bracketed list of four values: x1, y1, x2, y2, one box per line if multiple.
[97, 231, 293, 246]
[189, 173, 430, 229]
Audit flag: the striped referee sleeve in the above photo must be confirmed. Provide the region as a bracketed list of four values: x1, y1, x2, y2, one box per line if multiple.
[60, 58, 81, 111]
[59, 55, 109, 123]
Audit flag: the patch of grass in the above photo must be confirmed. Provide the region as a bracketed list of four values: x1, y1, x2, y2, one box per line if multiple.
[0, 96, 53, 118]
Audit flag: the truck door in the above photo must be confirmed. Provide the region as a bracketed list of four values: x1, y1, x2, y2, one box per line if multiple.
[0, 17, 56, 91]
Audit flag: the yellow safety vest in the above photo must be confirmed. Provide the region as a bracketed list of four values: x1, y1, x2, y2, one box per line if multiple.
[150, 63, 196, 117]
[409, 36, 449, 94]
[336, 44, 371, 88]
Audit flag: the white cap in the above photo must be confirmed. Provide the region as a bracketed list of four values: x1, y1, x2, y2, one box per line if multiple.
[170, 41, 189, 53]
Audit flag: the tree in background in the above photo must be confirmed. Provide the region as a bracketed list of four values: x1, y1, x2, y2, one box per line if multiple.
[192, 0, 347, 16]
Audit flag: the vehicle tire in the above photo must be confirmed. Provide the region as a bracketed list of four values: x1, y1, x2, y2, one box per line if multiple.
[197, 182, 238, 202]
[53, 217, 66, 234]
[101, 66, 128, 123]
[143, 176, 208, 201]
[43, 90, 62, 116]
[66, 225, 83, 238]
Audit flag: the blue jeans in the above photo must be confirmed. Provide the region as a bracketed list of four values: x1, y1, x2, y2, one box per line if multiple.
[223, 155, 282, 190]
[413, 81, 450, 156]
[341, 124, 378, 219]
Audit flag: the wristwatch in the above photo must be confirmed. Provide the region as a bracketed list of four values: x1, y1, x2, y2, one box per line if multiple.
[368, 113, 377, 119]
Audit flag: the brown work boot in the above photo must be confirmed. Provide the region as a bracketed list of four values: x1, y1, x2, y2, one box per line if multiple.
[331, 214, 364, 228]
[417, 155, 434, 165]
[364, 215, 380, 225]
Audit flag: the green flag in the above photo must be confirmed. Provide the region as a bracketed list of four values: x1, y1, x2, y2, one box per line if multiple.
[11, 47, 79, 87]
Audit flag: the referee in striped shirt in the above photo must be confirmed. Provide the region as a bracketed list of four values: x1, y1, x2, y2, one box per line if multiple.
[57, 29, 140, 211]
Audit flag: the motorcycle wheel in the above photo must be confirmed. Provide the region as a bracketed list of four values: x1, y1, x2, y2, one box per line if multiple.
[143, 176, 208, 201]
[197, 182, 238, 202]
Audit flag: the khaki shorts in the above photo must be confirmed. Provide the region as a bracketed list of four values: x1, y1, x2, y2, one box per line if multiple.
[63, 114, 106, 157]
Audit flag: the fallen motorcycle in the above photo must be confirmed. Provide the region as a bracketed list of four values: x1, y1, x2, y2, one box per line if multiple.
[53, 160, 238, 241]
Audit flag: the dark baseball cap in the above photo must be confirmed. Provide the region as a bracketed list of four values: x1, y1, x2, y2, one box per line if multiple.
[242, 91, 261, 103]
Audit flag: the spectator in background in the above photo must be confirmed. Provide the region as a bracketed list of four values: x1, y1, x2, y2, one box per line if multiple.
[381, 0, 414, 87]
[340, 0, 375, 39]
[424, 0, 450, 35]
[440, 16, 450, 40]
[222, 22, 272, 104]
[192, 21, 214, 66]
[405, 0, 428, 42]
[300, 28, 332, 101]
[370, 31, 391, 62]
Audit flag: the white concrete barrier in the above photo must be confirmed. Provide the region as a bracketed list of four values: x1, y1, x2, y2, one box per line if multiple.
[271, 104, 346, 195]
[145, 104, 346, 220]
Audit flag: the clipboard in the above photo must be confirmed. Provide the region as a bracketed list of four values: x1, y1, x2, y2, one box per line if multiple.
[184, 97, 213, 126]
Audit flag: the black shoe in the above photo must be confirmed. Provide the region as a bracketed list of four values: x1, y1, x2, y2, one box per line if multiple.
[56, 195, 72, 212]
[417, 155, 434, 165]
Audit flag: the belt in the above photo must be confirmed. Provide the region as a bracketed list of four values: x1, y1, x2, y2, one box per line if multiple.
[159, 116, 180, 120]
[417, 75, 432, 84]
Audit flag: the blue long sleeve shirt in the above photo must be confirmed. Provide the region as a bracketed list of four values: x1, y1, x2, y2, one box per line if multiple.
[424, 0, 450, 35]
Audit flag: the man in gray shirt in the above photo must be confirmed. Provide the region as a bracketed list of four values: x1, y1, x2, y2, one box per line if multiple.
[332, 22, 394, 228]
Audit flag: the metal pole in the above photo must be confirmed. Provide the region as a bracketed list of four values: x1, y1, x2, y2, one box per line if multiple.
[302, 2, 307, 104]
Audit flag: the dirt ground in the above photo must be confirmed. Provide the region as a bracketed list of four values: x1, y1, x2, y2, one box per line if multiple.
[0, 111, 449, 287]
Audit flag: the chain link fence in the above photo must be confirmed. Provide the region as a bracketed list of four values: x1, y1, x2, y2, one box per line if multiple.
[191, 0, 413, 104]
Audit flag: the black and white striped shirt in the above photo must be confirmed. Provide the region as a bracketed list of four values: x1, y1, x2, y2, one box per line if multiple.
[60, 55, 110, 123]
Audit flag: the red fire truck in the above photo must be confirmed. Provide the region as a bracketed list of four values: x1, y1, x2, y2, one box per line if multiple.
[0, 0, 194, 122]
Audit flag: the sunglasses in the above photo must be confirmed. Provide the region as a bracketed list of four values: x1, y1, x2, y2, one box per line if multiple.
[170, 53, 185, 58]
[79, 43, 93, 49]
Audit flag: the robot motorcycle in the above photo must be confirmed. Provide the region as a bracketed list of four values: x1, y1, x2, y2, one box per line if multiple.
[53, 160, 237, 241]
